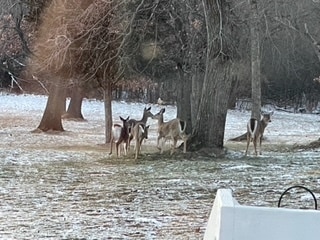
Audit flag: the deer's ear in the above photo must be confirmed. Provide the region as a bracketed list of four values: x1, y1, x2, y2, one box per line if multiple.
[161, 108, 166, 113]
[147, 106, 151, 111]
[126, 116, 129, 121]
[120, 116, 124, 121]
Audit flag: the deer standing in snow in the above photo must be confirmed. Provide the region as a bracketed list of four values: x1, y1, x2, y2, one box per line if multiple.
[109, 116, 130, 157]
[131, 123, 149, 159]
[127, 107, 153, 150]
[245, 112, 273, 156]
[152, 108, 189, 155]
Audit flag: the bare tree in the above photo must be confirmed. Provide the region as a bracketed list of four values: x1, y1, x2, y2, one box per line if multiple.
[250, 0, 261, 119]
[28, 0, 127, 136]
[189, 0, 240, 153]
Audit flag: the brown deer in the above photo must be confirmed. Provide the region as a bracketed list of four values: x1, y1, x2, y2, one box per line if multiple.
[109, 116, 130, 157]
[152, 108, 189, 155]
[132, 123, 149, 159]
[127, 107, 153, 149]
[245, 112, 273, 156]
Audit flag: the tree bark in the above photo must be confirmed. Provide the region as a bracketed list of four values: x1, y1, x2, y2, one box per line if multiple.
[63, 85, 85, 120]
[250, 0, 261, 119]
[104, 82, 113, 144]
[190, 0, 235, 152]
[176, 63, 192, 135]
[34, 81, 66, 132]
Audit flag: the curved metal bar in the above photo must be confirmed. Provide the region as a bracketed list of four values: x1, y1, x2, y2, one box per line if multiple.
[278, 185, 317, 210]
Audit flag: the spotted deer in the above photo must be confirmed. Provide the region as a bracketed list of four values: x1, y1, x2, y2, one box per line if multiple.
[132, 123, 149, 159]
[109, 116, 130, 157]
[245, 112, 273, 156]
[128, 107, 153, 150]
[152, 108, 189, 155]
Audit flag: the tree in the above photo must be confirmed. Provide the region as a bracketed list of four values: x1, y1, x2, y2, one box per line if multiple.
[250, 0, 261, 119]
[28, 0, 125, 137]
[29, 0, 91, 132]
[62, 84, 85, 120]
[73, 0, 126, 143]
[189, 0, 240, 153]
[122, 0, 207, 136]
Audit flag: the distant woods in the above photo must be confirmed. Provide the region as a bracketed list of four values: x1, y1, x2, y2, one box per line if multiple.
[0, 0, 319, 110]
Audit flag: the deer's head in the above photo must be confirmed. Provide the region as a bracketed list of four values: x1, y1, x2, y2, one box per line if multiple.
[152, 108, 165, 120]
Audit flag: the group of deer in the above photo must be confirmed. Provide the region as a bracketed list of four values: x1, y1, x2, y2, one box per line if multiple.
[109, 107, 188, 159]
[109, 104, 272, 158]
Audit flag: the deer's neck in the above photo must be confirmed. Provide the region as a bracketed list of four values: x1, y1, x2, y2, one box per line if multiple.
[259, 120, 268, 133]
[140, 113, 148, 124]
[158, 115, 164, 126]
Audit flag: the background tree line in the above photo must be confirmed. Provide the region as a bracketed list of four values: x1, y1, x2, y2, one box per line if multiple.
[0, 0, 320, 153]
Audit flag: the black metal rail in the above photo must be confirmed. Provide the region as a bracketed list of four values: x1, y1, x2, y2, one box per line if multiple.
[278, 185, 317, 210]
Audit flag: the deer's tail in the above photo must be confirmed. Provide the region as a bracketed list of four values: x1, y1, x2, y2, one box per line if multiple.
[248, 118, 258, 138]
[179, 120, 187, 133]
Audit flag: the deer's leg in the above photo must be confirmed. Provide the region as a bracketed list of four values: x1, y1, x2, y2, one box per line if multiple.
[116, 141, 120, 157]
[258, 136, 262, 155]
[183, 138, 187, 153]
[109, 139, 113, 155]
[157, 136, 161, 151]
[253, 137, 258, 156]
[161, 138, 165, 154]
[129, 134, 133, 151]
[170, 137, 177, 155]
[245, 133, 250, 156]
[123, 142, 127, 156]
[135, 138, 140, 160]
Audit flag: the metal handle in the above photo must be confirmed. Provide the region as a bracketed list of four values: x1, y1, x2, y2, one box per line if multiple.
[278, 185, 317, 210]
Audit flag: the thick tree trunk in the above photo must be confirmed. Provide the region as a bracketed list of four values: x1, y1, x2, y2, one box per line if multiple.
[104, 82, 113, 144]
[191, 68, 204, 129]
[34, 81, 66, 132]
[176, 64, 192, 135]
[63, 85, 85, 120]
[192, 60, 232, 150]
[189, 0, 235, 153]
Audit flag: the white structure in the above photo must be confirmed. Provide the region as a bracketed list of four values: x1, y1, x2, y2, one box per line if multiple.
[204, 189, 320, 240]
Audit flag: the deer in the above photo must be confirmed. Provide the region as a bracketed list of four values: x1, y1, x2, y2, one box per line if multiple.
[131, 123, 150, 159]
[109, 116, 130, 157]
[152, 108, 189, 155]
[245, 112, 273, 156]
[127, 107, 153, 150]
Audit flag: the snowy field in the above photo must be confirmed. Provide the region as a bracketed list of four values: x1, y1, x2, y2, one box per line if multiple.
[1, 92, 320, 157]
[1, 92, 320, 239]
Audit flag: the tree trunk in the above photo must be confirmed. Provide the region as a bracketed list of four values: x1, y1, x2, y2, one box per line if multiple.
[176, 64, 192, 135]
[190, 0, 235, 153]
[191, 67, 204, 129]
[104, 82, 113, 144]
[63, 85, 85, 120]
[250, 0, 261, 119]
[34, 81, 66, 132]
[192, 60, 232, 150]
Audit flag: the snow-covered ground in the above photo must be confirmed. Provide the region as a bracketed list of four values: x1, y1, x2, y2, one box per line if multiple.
[1, 92, 320, 239]
[1, 92, 320, 159]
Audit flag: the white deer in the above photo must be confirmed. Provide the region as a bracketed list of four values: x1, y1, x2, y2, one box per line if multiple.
[152, 108, 189, 155]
